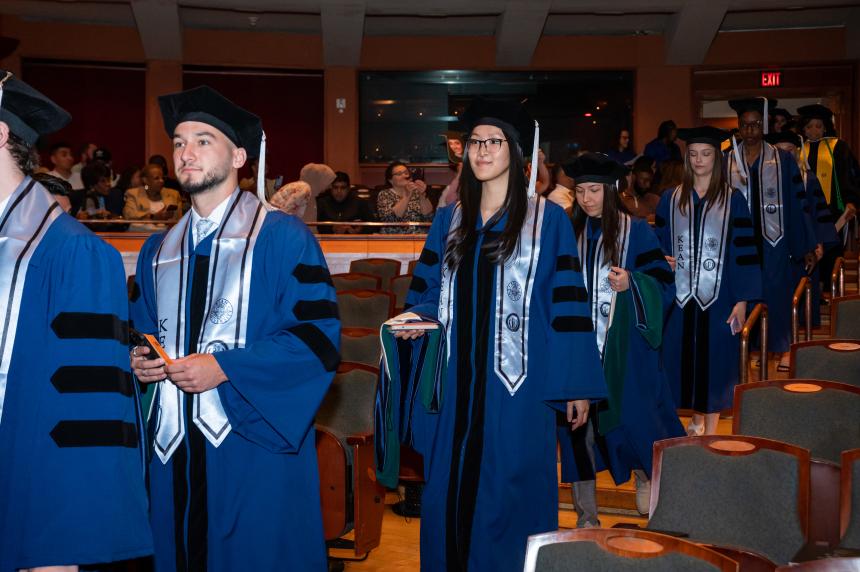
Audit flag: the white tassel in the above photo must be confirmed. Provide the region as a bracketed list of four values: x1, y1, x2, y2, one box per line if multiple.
[761, 96, 769, 135]
[527, 120, 539, 199]
[731, 132, 747, 184]
[256, 130, 272, 209]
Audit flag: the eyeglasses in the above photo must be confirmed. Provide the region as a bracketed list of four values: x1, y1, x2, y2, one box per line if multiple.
[466, 138, 508, 154]
[740, 120, 763, 130]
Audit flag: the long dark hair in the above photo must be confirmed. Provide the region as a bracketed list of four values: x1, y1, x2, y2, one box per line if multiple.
[444, 129, 528, 270]
[571, 183, 630, 267]
[678, 146, 729, 215]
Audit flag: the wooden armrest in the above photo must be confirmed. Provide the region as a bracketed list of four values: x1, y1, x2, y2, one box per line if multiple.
[614, 523, 689, 538]
[347, 432, 374, 446]
[702, 543, 776, 572]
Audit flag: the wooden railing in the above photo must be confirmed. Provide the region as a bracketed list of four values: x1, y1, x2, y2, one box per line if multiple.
[791, 277, 812, 344]
[740, 303, 768, 384]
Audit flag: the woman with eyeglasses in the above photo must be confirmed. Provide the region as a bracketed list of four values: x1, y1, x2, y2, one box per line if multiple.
[556, 153, 683, 525]
[655, 127, 763, 436]
[385, 99, 605, 572]
[376, 160, 435, 233]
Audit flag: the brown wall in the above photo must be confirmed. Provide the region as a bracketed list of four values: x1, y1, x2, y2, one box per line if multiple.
[0, 15, 855, 182]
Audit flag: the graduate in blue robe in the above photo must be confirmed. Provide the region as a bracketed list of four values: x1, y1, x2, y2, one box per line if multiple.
[725, 98, 817, 370]
[392, 100, 606, 572]
[554, 153, 684, 523]
[0, 73, 152, 570]
[656, 126, 763, 435]
[130, 86, 338, 571]
[768, 131, 837, 328]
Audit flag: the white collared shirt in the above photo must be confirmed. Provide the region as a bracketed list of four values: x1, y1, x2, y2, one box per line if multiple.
[190, 191, 233, 247]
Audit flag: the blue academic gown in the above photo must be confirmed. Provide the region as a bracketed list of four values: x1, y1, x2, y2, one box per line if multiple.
[558, 217, 684, 485]
[0, 212, 152, 570]
[725, 148, 817, 353]
[655, 190, 763, 413]
[131, 211, 338, 571]
[795, 169, 836, 327]
[405, 201, 607, 572]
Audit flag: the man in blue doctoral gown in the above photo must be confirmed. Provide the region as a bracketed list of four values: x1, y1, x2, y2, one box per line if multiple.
[130, 86, 339, 571]
[725, 97, 816, 371]
[0, 72, 153, 570]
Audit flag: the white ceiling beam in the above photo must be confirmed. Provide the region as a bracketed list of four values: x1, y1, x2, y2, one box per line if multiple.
[130, 0, 183, 61]
[664, 0, 728, 65]
[321, 1, 365, 67]
[495, 0, 551, 67]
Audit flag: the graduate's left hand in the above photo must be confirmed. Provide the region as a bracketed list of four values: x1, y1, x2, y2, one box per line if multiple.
[567, 399, 590, 431]
[804, 251, 817, 273]
[165, 353, 228, 394]
[609, 267, 630, 292]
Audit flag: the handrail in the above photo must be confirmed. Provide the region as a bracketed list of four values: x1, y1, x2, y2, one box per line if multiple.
[791, 277, 812, 344]
[739, 303, 768, 384]
[79, 219, 433, 228]
[831, 256, 845, 300]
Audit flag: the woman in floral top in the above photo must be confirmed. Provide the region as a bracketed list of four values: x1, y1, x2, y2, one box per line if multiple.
[376, 161, 435, 233]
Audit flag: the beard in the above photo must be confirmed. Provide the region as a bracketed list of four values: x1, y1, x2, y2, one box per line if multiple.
[180, 162, 232, 196]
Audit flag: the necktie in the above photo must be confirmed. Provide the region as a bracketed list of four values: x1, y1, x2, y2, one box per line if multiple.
[195, 218, 215, 247]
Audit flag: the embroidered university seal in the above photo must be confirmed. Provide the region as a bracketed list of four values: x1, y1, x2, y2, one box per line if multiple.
[600, 302, 611, 317]
[705, 237, 719, 252]
[210, 298, 233, 324]
[505, 313, 521, 332]
[506, 280, 523, 302]
[204, 340, 229, 353]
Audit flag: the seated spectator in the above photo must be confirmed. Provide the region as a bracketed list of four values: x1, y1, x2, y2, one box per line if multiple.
[46, 142, 75, 185]
[299, 162, 336, 224]
[70, 142, 96, 189]
[270, 180, 312, 217]
[78, 161, 124, 219]
[605, 128, 637, 164]
[643, 120, 682, 168]
[32, 172, 73, 213]
[123, 164, 182, 220]
[148, 154, 181, 191]
[239, 157, 279, 198]
[92, 148, 118, 185]
[376, 161, 434, 234]
[620, 156, 659, 218]
[316, 171, 372, 234]
[115, 165, 143, 194]
[545, 163, 574, 214]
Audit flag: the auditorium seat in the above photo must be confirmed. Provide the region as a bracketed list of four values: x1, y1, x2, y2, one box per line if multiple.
[789, 340, 860, 387]
[349, 258, 401, 289]
[524, 528, 739, 572]
[832, 295, 860, 339]
[647, 435, 810, 566]
[340, 327, 380, 368]
[733, 380, 860, 547]
[332, 272, 382, 292]
[337, 289, 395, 329]
[842, 449, 860, 552]
[407, 259, 419, 275]
[389, 274, 412, 314]
[315, 362, 385, 557]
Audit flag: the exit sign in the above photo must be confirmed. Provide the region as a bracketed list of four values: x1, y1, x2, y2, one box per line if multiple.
[761, 71, 782, 87]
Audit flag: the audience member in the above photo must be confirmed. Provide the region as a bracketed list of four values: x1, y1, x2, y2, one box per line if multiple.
[115, 165, 143, 194]
[316, 171, 372, 233]
[270, 180, 312, 217]
[299, 162, 336, 224]
[148, 153, 181, 191]
[545, 163, 574, 213]
[69, 141, 96, 189]
[620, 157, 659, 218]
[32, 172, 73, 213]
[123, 164, 182, 220]
[46, 142, 75, 184]
[239, 157, 279, 198]
[376, 161, 434, 233]
[78, 160, 124, 218]
[605, 128, 636, 164]
[643, 120, 682, 168]
[771, 108, 792, 133]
